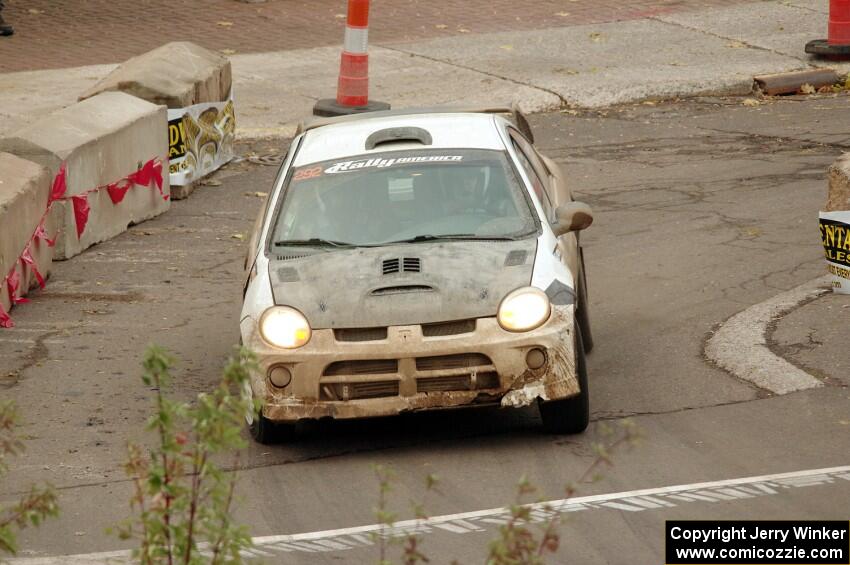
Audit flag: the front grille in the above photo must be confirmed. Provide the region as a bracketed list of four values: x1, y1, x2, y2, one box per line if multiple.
[321, 380, 400, 401]
[323, 359, 398, 376]
[421, 319, 476, 337]
[403, 257, 421, 272]
[334, 327, 388, 342]
[417, 371, 500, 393]
[415, 353, 493, 371]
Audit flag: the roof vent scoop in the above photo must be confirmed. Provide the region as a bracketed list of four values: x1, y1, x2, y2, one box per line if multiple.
[365, 127, 432, 150]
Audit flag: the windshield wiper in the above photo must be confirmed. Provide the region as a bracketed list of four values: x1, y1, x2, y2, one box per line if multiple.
[274, 238, 354, 248]
[381, 234, 521, 245]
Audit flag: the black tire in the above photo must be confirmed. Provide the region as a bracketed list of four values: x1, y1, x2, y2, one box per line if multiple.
[538, 329, 590, 434]
[249, 410, 277, 444]
[576, 248, 594, 354]
[249, 411, 297, 445]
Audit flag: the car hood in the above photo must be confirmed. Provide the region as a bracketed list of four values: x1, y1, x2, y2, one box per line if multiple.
[268, 239, 537, 329]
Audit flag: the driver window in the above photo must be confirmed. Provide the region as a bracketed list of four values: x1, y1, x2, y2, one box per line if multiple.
[510, 135, 554, 220]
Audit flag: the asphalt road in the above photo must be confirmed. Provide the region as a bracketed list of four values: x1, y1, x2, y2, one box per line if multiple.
[2, 94, 849, 564]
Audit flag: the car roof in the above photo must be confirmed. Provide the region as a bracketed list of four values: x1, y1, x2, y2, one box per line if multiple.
[293, 111, 512, 167]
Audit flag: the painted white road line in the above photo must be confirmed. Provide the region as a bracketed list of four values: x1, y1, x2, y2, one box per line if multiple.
[11, 464, 850, 564]
[705, 275, 830, 394]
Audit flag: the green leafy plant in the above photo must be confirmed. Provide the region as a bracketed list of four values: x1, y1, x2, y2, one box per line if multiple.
[115, 345, 260, 564]
[0, 401, 58, 556]
[373, 419, 640, 565]
[373, 464, 439, 565]
[486, 420, 640, 565]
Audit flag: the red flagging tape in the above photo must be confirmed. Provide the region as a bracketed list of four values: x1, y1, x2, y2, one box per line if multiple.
[19, 248, 45, 289]
[71, 194, 90, 238]
[49, 163, 67, 202]
[34, 220, 56, 247]
[6, 270, 29, 305]
[1, 156, 164, 328]
[106, 180, 132, 204]
[0, 306, 12, 328]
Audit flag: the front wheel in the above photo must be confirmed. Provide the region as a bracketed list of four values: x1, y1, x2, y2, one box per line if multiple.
[538, 329, 589, 434]
[248, 411, 296, 445]
[245, 381, 296, 445]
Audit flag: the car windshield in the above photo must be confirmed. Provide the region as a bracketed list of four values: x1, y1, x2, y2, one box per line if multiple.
[270, 149, 537, 249]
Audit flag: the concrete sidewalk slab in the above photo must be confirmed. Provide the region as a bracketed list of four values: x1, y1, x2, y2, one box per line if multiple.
[785, 0, 828, 14]
[390, 18, 805, 108]
[231, 46, 561, 139]
[657, 2, 850, 72]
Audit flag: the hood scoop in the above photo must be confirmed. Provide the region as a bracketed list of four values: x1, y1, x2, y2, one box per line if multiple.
[383, 257, 421, 274]
[371, 284, 434, 296]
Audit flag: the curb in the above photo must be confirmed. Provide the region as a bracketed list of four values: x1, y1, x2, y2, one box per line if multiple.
[705, 276, 832, 395]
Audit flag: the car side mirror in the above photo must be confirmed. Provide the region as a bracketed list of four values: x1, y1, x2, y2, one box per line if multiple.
[551, 201, 593, 236]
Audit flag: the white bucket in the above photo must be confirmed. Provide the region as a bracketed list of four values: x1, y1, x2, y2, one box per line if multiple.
[820, 210, 850, 294]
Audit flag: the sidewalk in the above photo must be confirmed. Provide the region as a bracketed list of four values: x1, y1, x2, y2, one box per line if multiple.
[772, 290, 850, 388]
[0, 0, 846, 140]
[0, 0, 748, 73]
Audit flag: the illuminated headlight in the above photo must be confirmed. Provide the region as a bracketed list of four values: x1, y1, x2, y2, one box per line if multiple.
[498, 287, 551, 332]
[259, 306, 311, 348]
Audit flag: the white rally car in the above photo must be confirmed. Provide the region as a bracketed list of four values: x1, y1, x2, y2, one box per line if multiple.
[240, 106, 594, 443]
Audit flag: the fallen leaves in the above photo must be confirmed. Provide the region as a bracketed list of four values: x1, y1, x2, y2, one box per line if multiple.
[220, 49, 237, 55]
[231, 233, 245, 241]
[742, 98, 761, 107]
[244, 191, 268, 198]
[217, 21, 234, 27]
[589, 32, 604, 42]
[799, 83, 816, 94]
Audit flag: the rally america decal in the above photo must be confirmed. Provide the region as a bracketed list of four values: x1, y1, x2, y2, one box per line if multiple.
[324, 155, 464, 174]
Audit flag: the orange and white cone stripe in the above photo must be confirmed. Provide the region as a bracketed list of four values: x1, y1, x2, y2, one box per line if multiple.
[337, 0, 371, 107]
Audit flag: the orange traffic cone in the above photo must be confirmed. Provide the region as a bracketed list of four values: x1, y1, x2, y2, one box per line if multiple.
[313, 0, 390, 116]
[806, 0, 850, 59]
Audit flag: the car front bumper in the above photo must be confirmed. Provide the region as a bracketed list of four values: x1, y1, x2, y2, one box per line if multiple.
[240, 305, 578, 422]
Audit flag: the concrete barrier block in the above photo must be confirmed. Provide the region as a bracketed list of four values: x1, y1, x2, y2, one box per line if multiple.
[0, 91, 170, 260]
[79, 42, 232, 201]
[79, 42, 232, 108]
[827, 153, 850, 212]
[0, 153, 56, 317]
